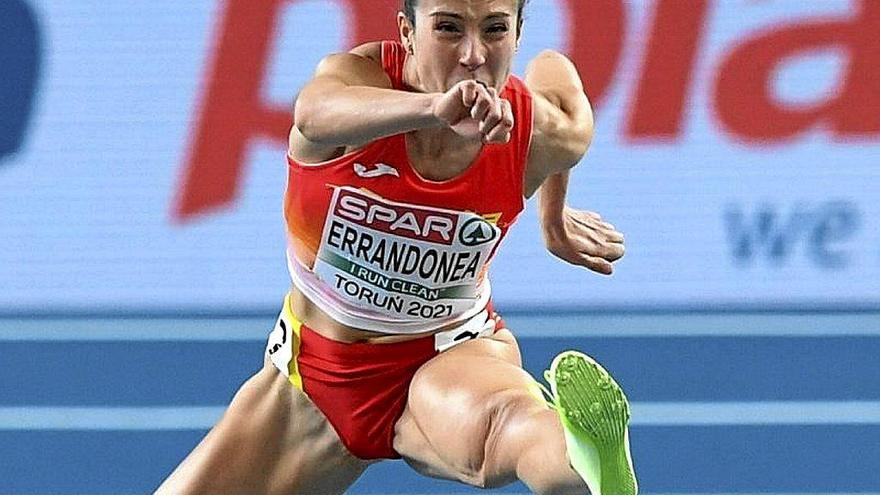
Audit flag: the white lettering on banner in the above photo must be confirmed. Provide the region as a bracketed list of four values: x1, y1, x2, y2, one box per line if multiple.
[314, 187, 500, 320]
[336, 194, 455, 242]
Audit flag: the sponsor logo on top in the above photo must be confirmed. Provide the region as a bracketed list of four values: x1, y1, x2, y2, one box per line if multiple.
[459, 218, 498, 247]
[333, 187, 457, 245]
[353, 162, 399, 179]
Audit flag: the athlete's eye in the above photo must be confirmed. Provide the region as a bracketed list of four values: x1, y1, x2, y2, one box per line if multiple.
[435, 23, 461, 33]
[486, 24, 509, 34]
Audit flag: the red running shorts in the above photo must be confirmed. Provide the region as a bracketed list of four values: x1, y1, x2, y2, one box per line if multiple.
[265, 293, 503, 460]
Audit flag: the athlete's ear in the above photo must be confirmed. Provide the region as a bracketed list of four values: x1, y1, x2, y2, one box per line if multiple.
[397, 12, 415, 54]
[515, 16, 524, 50]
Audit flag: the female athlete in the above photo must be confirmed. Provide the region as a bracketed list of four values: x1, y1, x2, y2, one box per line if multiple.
[157, 1, 635, 493]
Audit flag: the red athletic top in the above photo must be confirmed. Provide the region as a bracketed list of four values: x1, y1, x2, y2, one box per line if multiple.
[284, 40, 533, 333]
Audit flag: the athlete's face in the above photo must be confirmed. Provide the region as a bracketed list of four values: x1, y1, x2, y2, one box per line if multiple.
[400, 0, 520, 93]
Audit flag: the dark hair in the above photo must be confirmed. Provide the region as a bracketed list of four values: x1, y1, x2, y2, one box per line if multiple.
[402, 0, 528, 38]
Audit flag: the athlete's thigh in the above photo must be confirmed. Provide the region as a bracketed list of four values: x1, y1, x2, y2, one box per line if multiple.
[156, 358, 371, 495]
[393, 329, 543, 486]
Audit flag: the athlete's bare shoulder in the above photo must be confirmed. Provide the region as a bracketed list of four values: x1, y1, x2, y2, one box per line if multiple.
[522, 50, 594, 197]
[349, 41, 383, 65]
[309, 42, 392, 90]
[290, 42, 392, 162]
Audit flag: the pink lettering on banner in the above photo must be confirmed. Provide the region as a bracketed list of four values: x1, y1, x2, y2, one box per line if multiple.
[561, 0, 626, 107]
[714, 0, 880, 141]
[173, 0, 400, 221]
[173, 0, 880, 221]
[625, 0, 710, 140]
[333, 189, 458, 245]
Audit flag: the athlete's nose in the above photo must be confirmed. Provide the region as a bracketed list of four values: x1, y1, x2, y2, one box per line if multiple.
[459, 36, 487, 71]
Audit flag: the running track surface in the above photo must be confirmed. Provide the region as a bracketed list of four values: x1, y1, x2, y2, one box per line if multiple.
[1, 312, 878, 495]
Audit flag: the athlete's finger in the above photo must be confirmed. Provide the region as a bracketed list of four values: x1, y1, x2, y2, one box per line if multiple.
[483, 125, 511, 143]
[501, 99, 515, 131]
[605, 229, 625, 243]
[602, 242, 625, 261]
[483, 100, 514, 143]
[480, 98, 504, 135]
[574, 234, 625, 260]
[577, 253, 614, 275]
[470, 84, 493, 121]
[605, 230, 625, 244]
[483, 126, 511, 144]
[484, 120, 512, 143]
[460, 80, 479, 107]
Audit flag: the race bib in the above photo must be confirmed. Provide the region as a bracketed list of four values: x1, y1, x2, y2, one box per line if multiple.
[314, 186, 500, 321]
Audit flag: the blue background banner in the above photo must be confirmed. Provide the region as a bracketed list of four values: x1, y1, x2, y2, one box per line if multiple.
[1, 0, 878, 313]
[1, 0, 878, 493]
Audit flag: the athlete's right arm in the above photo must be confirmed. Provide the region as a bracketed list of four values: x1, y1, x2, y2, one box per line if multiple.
[290, 43, 513, 162]
[292, 48, 439, 155]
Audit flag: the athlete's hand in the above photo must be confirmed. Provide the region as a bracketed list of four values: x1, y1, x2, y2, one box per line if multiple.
[432, 80, 514, 144]
[542, 206, 625, 275]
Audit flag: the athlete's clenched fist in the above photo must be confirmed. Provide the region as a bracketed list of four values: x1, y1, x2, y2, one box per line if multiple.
[432, 79, 515, 144]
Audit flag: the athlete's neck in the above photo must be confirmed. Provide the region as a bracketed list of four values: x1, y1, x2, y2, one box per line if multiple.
[401, 56, 485, 180]
[408, 126, 475, 153]
[401, 55, 424, 93]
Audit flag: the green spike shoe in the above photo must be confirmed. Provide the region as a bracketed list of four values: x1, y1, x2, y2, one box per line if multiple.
[540, 350, 638, 495]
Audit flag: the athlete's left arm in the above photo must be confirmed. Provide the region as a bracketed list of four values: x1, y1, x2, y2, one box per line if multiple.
[524, 50, 625, 275]
[523, 50, 592, 196]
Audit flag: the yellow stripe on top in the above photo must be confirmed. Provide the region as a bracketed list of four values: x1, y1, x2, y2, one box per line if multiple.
[482, 212, 503, 225]
[282, 293, 304, 391]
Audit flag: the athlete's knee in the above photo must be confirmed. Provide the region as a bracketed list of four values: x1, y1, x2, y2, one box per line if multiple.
[480, 389, 549, 479]
[404, 359, 548, 488]
[443, 389, 547, 489]
[396, 388, 514, 487]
